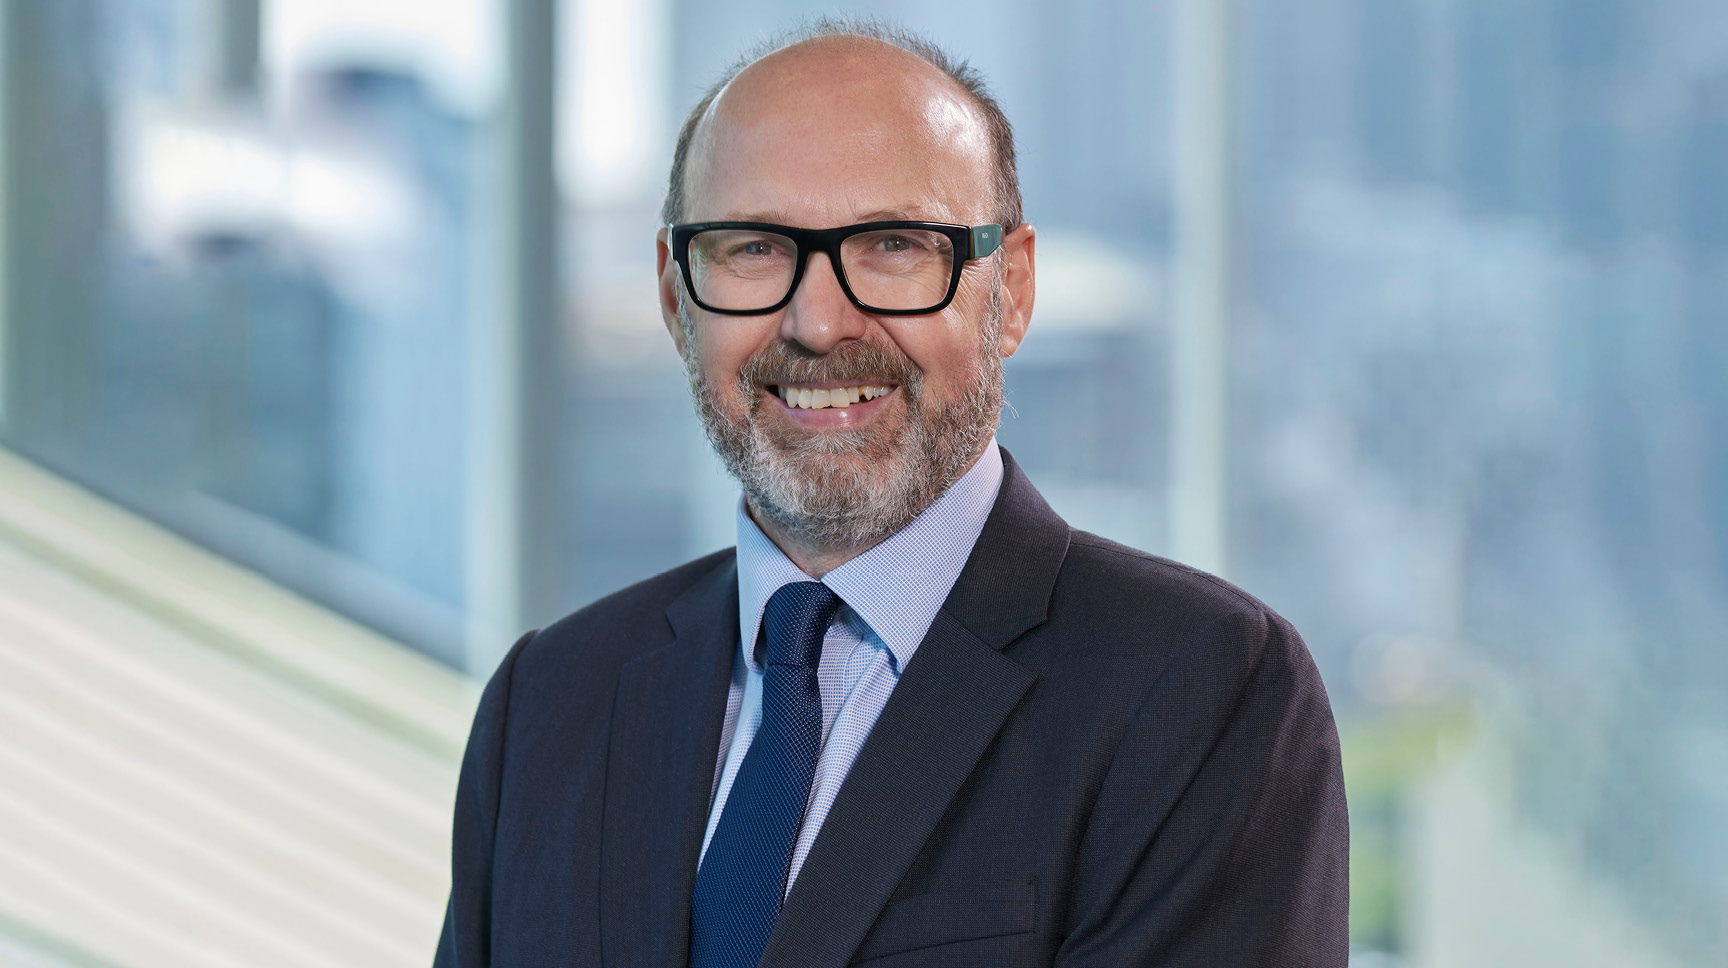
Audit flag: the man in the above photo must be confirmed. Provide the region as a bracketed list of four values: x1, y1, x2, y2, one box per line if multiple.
[437, 20, 1348, 968]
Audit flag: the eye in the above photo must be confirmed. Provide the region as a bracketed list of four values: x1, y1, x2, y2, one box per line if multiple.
[876, 235, 921, 253]
[739, 240, 777, 257]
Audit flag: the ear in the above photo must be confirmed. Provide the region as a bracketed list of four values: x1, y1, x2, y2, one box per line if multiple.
[995, 223, 1035, 358]
[657, 226, 688, 355]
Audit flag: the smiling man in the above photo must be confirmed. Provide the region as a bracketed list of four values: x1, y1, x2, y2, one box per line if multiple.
[436, 20, 1348, 968]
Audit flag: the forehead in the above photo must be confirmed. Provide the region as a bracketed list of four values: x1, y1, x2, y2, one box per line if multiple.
[684, 37, 995, 226]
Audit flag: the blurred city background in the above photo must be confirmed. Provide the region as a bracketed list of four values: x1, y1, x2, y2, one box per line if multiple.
[0, 0, 1722, 965]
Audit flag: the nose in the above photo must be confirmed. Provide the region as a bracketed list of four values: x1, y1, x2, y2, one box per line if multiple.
[781, 252, 869, 354]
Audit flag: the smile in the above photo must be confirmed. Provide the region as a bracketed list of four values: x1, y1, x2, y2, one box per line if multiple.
[771, 384, 897, 410]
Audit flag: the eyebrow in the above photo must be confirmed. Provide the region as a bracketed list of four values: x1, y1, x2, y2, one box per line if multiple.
[853, 208, 919, 222]
[724, 207, 930, 225]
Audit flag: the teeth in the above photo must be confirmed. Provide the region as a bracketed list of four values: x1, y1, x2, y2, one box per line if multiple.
[777, 385, 895, 409]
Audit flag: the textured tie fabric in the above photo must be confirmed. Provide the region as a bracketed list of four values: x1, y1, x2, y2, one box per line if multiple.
[689, 581, 840, 968]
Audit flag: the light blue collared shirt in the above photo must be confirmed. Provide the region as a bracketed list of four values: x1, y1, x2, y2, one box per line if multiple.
[699, 440, 1005, 894]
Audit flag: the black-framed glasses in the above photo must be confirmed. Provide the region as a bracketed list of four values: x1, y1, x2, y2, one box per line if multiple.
[669, 220, 1004, 316]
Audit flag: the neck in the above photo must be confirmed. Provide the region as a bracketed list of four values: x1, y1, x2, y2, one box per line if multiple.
[746, 505, 869, 579]
[745, 444, 990, 579]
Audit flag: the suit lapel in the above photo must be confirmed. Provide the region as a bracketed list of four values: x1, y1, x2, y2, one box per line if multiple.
[600, 555, 739, 968]
[758, 450, 1071, 968]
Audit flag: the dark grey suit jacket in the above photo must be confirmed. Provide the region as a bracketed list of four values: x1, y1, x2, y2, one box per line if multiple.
[435, 450, 1349, 967]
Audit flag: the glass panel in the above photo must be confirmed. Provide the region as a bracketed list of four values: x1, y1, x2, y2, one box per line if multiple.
[1230, 0, 1728, 963]
[0, 0, 498, 663]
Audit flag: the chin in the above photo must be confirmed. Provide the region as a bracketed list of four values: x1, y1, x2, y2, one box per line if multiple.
[740, 399, 936, 547]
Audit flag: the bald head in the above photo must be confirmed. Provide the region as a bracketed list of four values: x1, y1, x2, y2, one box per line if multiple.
[661, 21, 1023, 229]
[682, 36, 997, 230]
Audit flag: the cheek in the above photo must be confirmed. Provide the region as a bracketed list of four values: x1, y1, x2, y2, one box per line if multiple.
[888, 315, 987, 390]
[693, 322, 771, 388]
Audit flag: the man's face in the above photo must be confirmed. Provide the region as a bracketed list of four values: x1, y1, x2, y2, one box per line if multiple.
[657, 38, 1035, 549]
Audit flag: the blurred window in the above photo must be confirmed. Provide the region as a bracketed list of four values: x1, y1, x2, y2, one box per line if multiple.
[1, 1, 1721, 964]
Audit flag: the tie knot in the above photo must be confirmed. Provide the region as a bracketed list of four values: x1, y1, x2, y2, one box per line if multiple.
[762, 581, 840, 669]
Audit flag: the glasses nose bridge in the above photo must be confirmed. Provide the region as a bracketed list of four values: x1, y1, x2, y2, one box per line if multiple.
[790, 229, 855, 303]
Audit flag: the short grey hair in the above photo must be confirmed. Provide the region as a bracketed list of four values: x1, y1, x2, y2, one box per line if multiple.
[660, 16, 1024, 230]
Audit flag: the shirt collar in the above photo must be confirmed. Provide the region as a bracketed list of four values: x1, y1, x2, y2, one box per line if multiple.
[735, 439, 1005, 674]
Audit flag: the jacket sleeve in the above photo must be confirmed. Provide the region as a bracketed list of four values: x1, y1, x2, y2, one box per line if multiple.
[433, 630, 536, 968]
[1056, 606, 1350, 967]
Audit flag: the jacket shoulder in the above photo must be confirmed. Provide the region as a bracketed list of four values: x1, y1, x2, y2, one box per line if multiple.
[517, 546, 737, 674]
[1063, 529, 1278, 627]
[1041, 530, 1311, 696]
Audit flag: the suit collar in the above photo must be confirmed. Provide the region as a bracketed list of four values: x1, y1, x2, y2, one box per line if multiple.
[600, 553, 739, 968]
[939, 446, 1071, 649]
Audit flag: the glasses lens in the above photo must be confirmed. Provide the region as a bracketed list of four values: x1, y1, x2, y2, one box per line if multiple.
[688, 228, 798, 312]
[840, 228, 956, 312]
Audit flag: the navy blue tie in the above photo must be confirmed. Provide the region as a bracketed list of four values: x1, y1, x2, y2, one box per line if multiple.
[689, 581, 840, 968]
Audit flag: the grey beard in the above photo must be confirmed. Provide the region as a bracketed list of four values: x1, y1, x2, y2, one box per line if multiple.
[680, 283, 1005, 550]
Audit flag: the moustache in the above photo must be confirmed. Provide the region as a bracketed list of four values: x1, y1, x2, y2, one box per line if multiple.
[737, 338, 922, 391]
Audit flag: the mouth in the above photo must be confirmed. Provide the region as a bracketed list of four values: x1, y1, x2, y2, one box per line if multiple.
[761, 381, 902, 429]
[768, 382, 898, 410]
